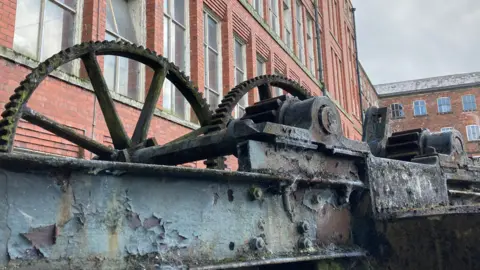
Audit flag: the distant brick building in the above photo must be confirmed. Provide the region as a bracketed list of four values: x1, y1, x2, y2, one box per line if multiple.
[359, 63, 378, 113]
[0, 0, 363, 168]
[377, 72, 480, 157]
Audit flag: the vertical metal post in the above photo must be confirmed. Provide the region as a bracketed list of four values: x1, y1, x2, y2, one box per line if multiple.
[352, 7, 364, 125]
[313, 0, 326, 97]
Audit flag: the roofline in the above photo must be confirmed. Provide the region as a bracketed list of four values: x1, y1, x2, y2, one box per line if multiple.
[378, 82, 480, 98]
[374, 71, 480, 88]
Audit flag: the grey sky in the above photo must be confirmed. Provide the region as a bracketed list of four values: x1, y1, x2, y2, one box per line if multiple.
[352, 0, 480, 85]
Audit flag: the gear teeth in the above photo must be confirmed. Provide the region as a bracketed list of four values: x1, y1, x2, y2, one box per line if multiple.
[0, 40, 214, 155]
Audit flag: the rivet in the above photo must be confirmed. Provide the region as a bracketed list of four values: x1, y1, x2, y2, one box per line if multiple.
[250, 237, 265, 250]
[298, 237, 313, 249]
[298, 221, 310, 234]
[249, 187, 263, 201]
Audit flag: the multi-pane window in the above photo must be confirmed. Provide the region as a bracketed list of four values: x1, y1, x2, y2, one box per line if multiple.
[255, 57, 266, 103]
[273, 70, 283, 97]
[105, 0, 141, 101]
[462, 95, 476, 111]
[204, 11, 221, 111]
[441, 127, 453, 133]
[295, 1, 305, 64]
[163, 0, 189, 120]
[467, 125, 480, 141]
[390, 103, 404, 119]
[437, 97, 451, 114]
[306, 15, 315, 75]
[253, 0, 264, 17]
[234, 38, 248, 117]
[269, 0, 280, 36]
[14, 0, 77, 73]
[413, 100, 427, 116]
[283, 0, 293, 50]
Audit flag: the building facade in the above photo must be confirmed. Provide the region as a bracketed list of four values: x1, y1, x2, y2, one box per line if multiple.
[0, 0, 362, 168]
[359, 63, 378, 113]
[377, 72, 480, 157]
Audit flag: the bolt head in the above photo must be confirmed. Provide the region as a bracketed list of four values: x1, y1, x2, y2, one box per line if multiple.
[250, 237, 265, 250]
[298, 221, 310, 234]
[249, 187, 263, 201]
[298, 237, 313, 249]
[311, 194, 322, 204]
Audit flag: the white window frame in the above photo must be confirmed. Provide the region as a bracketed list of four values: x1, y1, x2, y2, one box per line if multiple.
[440, 127, 453, 133]
[253, 0, 264, 17]
[104, 0, 146, 101]
[462, 95, 477, 112]
[390, 103, 404, 119]
[413, 100, 427, 116]
[269, 0, 280, 36]
[466, 125, 480, 141]
[282, 0, 293, 50]
[295, 0, 305, 64]
[234, 37, 248, 118]
[306, 15, 315, 75]
[437, 97, 451, 114]
[13, 0, 84, 76]
[203, 9, 223, 111]
[255, 55, 267, 103]
[163, 0, 191, 121]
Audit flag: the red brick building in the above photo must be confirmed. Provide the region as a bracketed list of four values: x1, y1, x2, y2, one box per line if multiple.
[359, 63, 378, 113]
[0, 0, 363, 168]
[377, 72, 480, 157]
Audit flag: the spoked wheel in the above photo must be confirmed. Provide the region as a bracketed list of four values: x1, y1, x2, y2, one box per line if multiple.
[205, 75, 313, 168]
[0, 41, 212, 162]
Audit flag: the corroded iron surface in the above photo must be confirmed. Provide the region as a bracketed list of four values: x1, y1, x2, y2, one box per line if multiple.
[0, 153, 364, 270]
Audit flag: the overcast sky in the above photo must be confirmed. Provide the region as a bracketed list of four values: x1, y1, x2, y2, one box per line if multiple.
[352, 0, 480, 85]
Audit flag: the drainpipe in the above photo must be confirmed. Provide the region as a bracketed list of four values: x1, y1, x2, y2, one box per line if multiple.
[351, 7, 363, 125]
[313, 0, 326, 96]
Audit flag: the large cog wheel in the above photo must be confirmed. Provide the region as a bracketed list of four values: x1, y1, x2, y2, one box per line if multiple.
[0, 41, 212, 161]
[205, 75, 313, 168]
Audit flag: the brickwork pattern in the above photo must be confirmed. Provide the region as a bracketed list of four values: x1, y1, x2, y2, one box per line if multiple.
[0, 0, 361, 169]
[380, 87, 480, 156]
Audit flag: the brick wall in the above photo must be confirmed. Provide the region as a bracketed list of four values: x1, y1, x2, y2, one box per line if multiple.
[0, 0, 363, 168]
[359, 63, 378, 111]
[380, 86, 480, 156]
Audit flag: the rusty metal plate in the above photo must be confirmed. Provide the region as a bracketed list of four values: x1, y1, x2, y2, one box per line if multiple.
[367, 156, 448, 220]
[0, 153, 365, 269]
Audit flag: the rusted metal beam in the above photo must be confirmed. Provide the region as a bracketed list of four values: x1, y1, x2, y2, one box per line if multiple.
[21, 107, 114, 159]
[132, 66, 167, 145]
[81, 53, 131, 150]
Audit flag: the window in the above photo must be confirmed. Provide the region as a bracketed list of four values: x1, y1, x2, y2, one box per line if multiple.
[234, 38, 247, 117]
[104, 0, 143, 101]
[306, 15, 315, 75]
[14, 0, 77, 73]
[441, 127, 453, 133]
[283, 0, 293, 50]
[163, 0, 189, 120]
[204, 11, 222, 111]
[329, 0, 340, 39]
[437, 97, 451, 114]
[413, 100, 427, 116]
[390, 103, 404, 119]
[253, 0, 264, 17]
[462, 95, 476, 111]
[295, 1, 305, 64]
[467, 125, 480, 141]
[272, 70, 284, 97]
[269, 0, 280, 35]
[255, 57, 266, 103]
